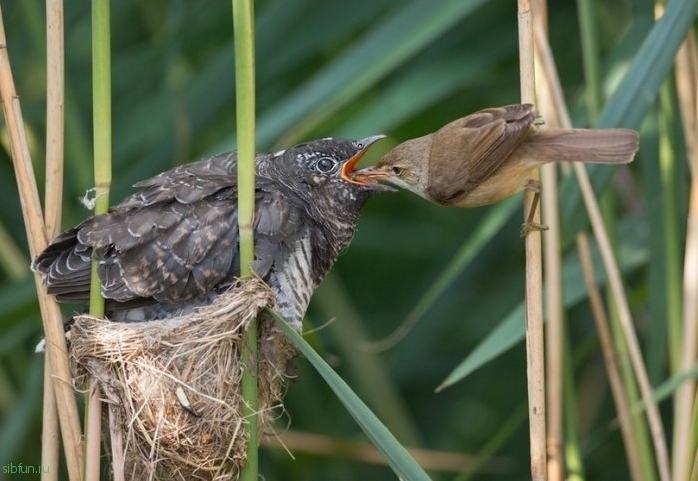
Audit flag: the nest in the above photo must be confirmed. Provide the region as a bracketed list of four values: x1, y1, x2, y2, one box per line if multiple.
[69, 277, 295, 481]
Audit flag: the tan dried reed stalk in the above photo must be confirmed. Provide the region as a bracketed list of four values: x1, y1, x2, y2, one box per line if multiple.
[672, 28, 698, 481]
[533, 16, 672, 481]
[517, 1, 547, 480]
[42, 1, 65, 480]
[0, 5, 83, 481]
[529, 6, 565, 481]
[532, 18, 647, 480]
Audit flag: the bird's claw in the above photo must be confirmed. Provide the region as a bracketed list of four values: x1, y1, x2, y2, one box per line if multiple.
[520, 221, 549, 237]
[520, 179, 547, 237]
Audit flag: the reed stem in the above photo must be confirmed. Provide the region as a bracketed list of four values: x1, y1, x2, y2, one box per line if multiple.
[232, 1, 258, 479]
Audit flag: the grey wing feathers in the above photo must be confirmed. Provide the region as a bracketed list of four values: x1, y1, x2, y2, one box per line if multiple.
[251, 190, 303, 277]
[32, 189, 241, 305]
[82, 197, 239, 303]
[121, 152, 238, 207]
[31, 227, 93, 300]
[32, 151, 304, 311]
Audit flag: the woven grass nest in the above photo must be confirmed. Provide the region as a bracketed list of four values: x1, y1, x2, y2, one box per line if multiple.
[69, 277, 295, 481]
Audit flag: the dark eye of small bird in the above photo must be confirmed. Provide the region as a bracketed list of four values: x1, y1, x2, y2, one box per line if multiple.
[315, 157, 338, 173]
[391, 166, 404, 176]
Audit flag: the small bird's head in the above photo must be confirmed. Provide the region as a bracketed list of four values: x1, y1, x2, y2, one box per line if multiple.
[354, 134, 431, 200]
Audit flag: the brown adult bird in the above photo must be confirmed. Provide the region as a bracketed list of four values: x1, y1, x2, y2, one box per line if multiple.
[32, 136, 390, 330]
[356, 104, 638, 210]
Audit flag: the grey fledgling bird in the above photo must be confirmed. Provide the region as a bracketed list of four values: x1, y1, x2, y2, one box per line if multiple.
[32, 136, 390, 330]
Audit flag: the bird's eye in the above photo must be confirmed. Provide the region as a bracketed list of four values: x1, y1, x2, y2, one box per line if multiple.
[315, 157, 337, 173]
[391, 166, 404, 176]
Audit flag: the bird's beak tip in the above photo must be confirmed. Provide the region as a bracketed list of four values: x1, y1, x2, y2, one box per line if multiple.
[340, 135, 389, 188]
[357, 134, 387, 148]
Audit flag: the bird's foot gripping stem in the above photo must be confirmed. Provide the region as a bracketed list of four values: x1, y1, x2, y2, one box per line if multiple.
[520, 179, 549, 237]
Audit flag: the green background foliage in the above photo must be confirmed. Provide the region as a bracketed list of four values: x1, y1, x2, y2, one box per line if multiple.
[1, 1, 695, 480]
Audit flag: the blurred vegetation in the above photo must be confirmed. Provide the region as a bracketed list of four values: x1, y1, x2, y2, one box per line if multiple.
[0, 1, 696, 480]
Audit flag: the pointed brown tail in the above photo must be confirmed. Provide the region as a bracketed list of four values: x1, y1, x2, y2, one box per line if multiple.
[526, 128, 639, 164]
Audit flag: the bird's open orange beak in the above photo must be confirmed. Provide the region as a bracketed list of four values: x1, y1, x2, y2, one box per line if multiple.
[340, 135, 386, 186]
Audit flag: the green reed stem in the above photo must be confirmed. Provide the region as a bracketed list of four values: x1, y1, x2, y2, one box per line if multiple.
[85, 1, 111, 480]
[232, 0, 258, 479]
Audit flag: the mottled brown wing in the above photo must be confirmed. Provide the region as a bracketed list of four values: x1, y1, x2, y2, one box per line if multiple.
[426, 104, 536, 202]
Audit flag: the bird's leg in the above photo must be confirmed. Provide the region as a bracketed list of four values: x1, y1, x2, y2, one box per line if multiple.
[520, 179, 549, 237]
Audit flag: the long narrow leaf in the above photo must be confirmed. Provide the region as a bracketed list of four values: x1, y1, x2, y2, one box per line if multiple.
[364, 197, 519, 351]
[439, 217, 649, 389]
[560, 0, 698, 240]
[270, 309, 432, 481]
[256, 0, 488, 147]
